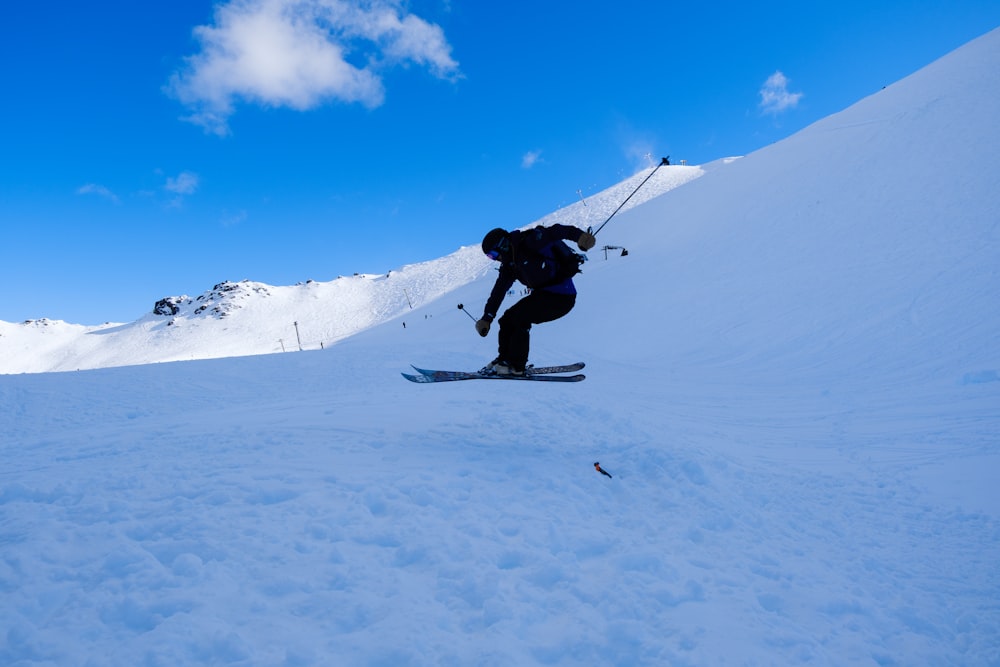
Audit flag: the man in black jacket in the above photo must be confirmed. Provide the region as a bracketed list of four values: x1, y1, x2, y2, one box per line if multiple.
[476, 224, 596, 375]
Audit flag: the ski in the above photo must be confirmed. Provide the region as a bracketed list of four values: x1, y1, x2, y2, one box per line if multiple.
[402, 364, 585, 384]
[402, 371, 585, 383]
[416, 362, 584, 377]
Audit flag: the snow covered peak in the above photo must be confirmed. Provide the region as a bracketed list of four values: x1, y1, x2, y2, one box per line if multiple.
[0, 165, 705, 374]
[152, 280, 273, 322]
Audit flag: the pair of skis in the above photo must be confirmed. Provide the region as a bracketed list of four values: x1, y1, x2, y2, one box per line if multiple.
[402, 362, 585, 383]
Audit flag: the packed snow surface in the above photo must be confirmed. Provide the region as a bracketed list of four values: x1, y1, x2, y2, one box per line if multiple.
[2, 27, 999, 667]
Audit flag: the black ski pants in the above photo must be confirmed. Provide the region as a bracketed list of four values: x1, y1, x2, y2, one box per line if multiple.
[497, 290, 576, 371]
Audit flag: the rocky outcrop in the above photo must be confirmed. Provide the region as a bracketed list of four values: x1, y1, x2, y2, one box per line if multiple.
[153, 281, 271, 320]
[153, 297, 186, 316]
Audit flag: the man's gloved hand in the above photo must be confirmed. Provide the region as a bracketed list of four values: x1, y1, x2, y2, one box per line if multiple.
[475, 318, 491, 337]
[577, 231, 596, 251]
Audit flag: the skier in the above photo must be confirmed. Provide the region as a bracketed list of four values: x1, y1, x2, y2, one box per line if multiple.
[476, 224, 596, 375]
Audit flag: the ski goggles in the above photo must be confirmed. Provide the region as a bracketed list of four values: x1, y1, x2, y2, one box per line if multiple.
[486, 238, 510, 261]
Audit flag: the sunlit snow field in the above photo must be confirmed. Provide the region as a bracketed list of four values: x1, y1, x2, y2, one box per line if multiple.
[2, 28, 999, 667]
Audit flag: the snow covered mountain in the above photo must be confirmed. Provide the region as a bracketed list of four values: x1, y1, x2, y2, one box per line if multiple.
[0, 164, 706, 374]
[2, 26, 998, 667]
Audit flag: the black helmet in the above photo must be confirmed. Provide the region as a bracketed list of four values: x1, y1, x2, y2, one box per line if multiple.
[481, 228, 509, 256]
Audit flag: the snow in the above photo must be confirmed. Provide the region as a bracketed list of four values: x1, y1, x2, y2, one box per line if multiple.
[0, 166, 705, 375]
[2, 27, 1000, 666]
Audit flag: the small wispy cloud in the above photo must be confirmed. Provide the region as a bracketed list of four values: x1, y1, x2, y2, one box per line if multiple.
[165, 171, 200, 195]
[166, 0, 461, 136]
[624, 141, 657, 173]
[759, 71, 803, 115]
[76, 183, 120, 204]
[221, 209, 248, 227]
[521, 150, 543, 169]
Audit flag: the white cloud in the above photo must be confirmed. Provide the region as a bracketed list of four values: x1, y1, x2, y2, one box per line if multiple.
[623, 141, 657, 172]
[759, 71, 803, 115]
[521, 150, 543, 169]
[76, 184, 120, 204]
[164, 171, 200, 195]
[166, 0, 460, 135]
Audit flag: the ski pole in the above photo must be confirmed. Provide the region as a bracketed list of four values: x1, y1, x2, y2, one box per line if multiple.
[457, 303, 478, 322]
[592, 156, 669, 237]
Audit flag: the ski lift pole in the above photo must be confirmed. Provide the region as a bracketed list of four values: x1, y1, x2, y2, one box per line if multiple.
[591, 156, 669, 237]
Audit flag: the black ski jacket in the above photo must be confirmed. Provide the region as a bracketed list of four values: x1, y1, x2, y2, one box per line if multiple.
[482, 224, 586, 320]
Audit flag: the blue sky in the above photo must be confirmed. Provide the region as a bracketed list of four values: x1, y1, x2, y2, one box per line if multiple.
[2, 1, 999, 324]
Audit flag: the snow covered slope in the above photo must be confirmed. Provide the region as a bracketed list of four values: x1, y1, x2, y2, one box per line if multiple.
[0, 165, 705, 374]
[1, 26, 998, 667]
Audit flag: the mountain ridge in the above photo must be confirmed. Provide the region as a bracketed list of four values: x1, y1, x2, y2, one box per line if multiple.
[0, 165, 707, 374]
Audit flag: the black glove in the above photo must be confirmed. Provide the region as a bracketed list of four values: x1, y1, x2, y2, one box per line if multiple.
[475, 318, 491, 337]
[577, 231, 596, 251]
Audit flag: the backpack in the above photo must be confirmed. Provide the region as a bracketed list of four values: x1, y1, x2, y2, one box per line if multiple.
[548, 239, 586, 283]
[510, 234, 585, 289]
